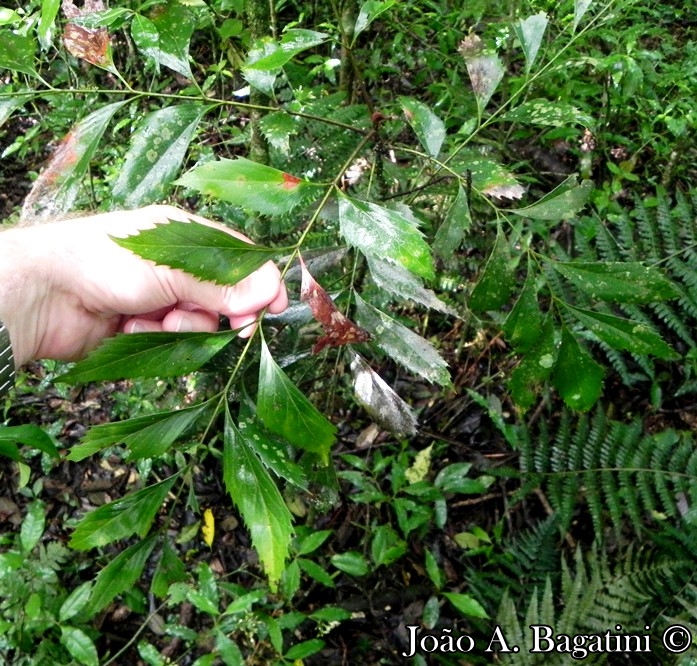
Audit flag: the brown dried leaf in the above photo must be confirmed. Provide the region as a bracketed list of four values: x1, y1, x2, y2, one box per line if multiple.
[299, 255, 370, 353]
[61, 0, 111, 67]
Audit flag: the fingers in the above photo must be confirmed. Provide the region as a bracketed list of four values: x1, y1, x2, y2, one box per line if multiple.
[123, 307, 220, 334]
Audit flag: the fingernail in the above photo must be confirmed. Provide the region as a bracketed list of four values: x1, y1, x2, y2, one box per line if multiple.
[130, 321, 146, 333]
[176, 317, 193, 333]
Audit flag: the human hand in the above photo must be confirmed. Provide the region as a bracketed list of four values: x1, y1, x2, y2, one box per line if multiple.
[0, 205, 288, 366]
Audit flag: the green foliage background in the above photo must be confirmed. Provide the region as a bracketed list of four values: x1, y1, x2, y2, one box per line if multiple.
[2, 0, 697, 663]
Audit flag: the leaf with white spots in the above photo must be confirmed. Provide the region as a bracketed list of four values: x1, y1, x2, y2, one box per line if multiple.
[503, 99, 595, 128]
[400, 97, 446, 158]
[223, 409, 293, 591]
[459, 36, 504, 113]
[350, 352, 418, 438]
[112, 103, 210, 209]
[354, 294, 451, 387]
[574, 0, 594, 31]
[455, 153, 525, 200]
[508, 174, 593, 220]
[339, 196, 435, 280]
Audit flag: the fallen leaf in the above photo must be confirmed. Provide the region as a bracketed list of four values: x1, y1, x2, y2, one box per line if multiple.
[201, 508, 215, 547]
[299, 255, 370, 353]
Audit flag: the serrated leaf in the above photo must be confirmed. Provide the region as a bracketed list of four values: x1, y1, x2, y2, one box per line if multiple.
[259, 111, 299, 155]
[552, 327, 604, 411]
[112, 103, 209, 208]
[457, 153, 525, 200]
[86, 535, 158, 614]
[0, 424, 59, 459]
[504, 99, 595, 128]
[353, 0, 396, 41]
[339, 196, 435, 280]
[433, 184, 472, 258]
[354, 295, 451, 386]
[151, 540, 187, 598]
[468, 228, 516, 311]
[443, 592, 489, 619]
[70, 476, 178, 550]
[350, 352, 418, 437]
[503, 268, 543, 352]
[508, 317, 558, 409]
[60, 330, 237, 383]
[562, 303, 679, 360]
[513, 12, 548, 71]
[244, 29, 328, 71]
[177, 157, 317, 216]
[574, 0, 594, 31]
[257, 340, 336, 464]
[0, 31, 37, 76]
[21, 101, 125, 223]
[223, 410, 293, 590]
[59, 581, 92, 623]
[509, 174, 593, 220]
[131, 4, 194, 79]
[550, 260, 680, 304]
[366, 256, 456, 315]
[400, 97, 446, 158]
[20, 501, 45, 553]
[68, 401, 212, 462]
[114, 219, 281, 286]
[60, 627, 99, 666]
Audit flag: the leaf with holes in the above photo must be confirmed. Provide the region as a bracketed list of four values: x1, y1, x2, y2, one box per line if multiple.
[257, 340, 337, 464]
[400, 97, 446, 158]
[223, 410, 293, 591]
[350, 353, 417, 437]
[300, 255, 370, 353]
[112, 103, 210, 208]
[60, 330, 238, 383]
[177, 157, 318, 216]
[21, 101, 125, 223]
[354, 295, 451, 387]
[339, 196, 435, 280]
[112, 220, 281, 286]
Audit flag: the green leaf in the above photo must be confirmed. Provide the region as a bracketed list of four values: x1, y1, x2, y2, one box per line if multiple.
[562, 303, 679, 360]
[177, 157, 317, 216]
[513, 12, 548, 71]
[259, 111, 300, 155]
[0, 424, 59, 458]
[339, 196, 435, 280]
[297, 529, 332, 556]
[443, 592, 489, 619]
[350, 352, 418, 437]
[550, 260, 680, 304]
[503, 99, 595, 128]
[298, 558, 335, 587]
[468, 228, 516, 311]
[115, 219, 281, 286]
[223, 410, 293, 591]
[552, 327, 604, 411]
[400, 97, 446, 158]
[60, 330, 237, 383]
[216, 631, 244, 666]
[86, 535, 158, 614]
[508, 174, 593, 220]
[457, 153, 525, 199]
[70, 476, 178, 550]
[112, 103, 209, 208]
[435, 462, 493, 494]
[0, 31, 37, 76]
[59, 581, 93, 623]
[508, 317, 558, 409]
[331, 551, 370, 577]
[67, 402, 212, 462]
[371, 525, 406, 567]
[151, 540, 187, 598]
[0, 93, 30, 129]
[257, 340, 336, 464]
[353, 0, 396, 41]
[365, 256, 456, 315]
[131, 4, 194, 79]
[503, 268, 543, 353]
[38, 0, 60, 50]
[236, 405, 308, 488]
[60, 627, 99, 666]
[21, 101, 126, 222]
[433, 184, 472, 259]
[20, 500, 45, 553]
[354, 295, 451, 387]
[244, 29, 328, 71]
[284, 639, 326, 661]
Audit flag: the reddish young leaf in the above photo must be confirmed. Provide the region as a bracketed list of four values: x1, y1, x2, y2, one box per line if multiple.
[299, 255, 370, 353]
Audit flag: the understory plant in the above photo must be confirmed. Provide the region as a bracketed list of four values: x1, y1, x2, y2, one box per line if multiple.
[2, 0, 697, 663]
